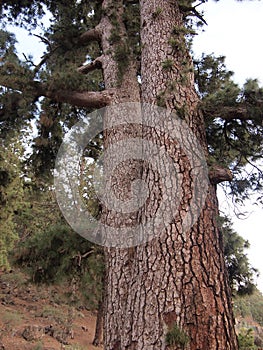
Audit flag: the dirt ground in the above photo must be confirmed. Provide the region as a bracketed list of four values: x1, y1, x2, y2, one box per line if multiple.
[0, 270, 103, 350]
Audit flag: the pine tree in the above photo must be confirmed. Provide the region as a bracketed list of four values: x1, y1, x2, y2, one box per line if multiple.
[0, 1, 262, 349]
[219, 216, 258, 296]
[0, 136, 25, 269]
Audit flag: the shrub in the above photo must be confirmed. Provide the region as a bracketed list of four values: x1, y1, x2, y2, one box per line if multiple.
[14, 223, 104, 308]
[165, 324, 189, 348]
[238, 328, 257, 350]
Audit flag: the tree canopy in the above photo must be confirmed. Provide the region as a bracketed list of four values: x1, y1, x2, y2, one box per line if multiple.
[0, 0, 262, 199]
[0, 1, 262, 348]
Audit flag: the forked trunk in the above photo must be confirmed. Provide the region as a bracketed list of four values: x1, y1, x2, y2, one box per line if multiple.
[102, 1, 238, 349]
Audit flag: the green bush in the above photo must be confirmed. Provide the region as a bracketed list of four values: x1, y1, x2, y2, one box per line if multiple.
[13, 224, 104, 308]
[238, 328, 257, 350]
[234, 290, 263, 327]
[0, 138, 25, 270]
[165, 324, 189, 348]
[15, 224, 91, 281]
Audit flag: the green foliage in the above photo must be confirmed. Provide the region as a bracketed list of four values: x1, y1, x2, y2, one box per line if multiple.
[162, 59, 174, 71]
[2, 310, 23, 331]
[0, 0, 262, 313]
[122, 1, 140, 58]
[1, 0, 100, 30]
[16, 185, 61, 237]
[152, 7, 162, 19]
[79, 159, 102, 220]
[0, 0, 261, 207]
[109, 1, 140, 82]
[165, 324, 189, 348]
[156, 91, 166, 108]
[219, 216, 258, 296]
[234, 289, 263, 327]
[0, 29, 17, 59]
[238, 328, 257, 350]
[14, 224, 90, 282]
[79, 252, 104, 309]
[195, 54, 234, 97]
[0, 0, 46, 28]
[178, 0, 208, 29]
[0, 137, 25, 270]
[33, 342, 44, 350]
[30, 101, 64, 178]
[13, 223, 104, 308]
[195, 54, 263, 203]
[172, 25, 196, 36]
[0, 30, 35, 136]
[0, 270, 26, 288]
[169, 29, 188, 54]
[168, 37, 179, 51]
[37, 305, 67, 324]
[114, 42, 131, 84]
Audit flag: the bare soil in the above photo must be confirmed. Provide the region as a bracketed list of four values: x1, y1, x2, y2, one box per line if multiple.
[0, 269, 102, 350]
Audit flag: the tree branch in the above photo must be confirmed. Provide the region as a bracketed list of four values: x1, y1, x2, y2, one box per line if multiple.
[0, 75, 113, 109]
[179, 4, 207, 25]
[43, 89, 113, 108]
[77, 56, 103, 75]
[78, 28, 101, 45]
[203, 104, 263, 122]
[33, 47, 60, 75]
[33, 34, 52, 48]
[209, 164, 233, 185]
[218, 106, 250, 121]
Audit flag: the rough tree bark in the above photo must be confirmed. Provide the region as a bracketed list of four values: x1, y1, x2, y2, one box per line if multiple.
[0, 0, 239, 348]
[101, 1, 238, 349]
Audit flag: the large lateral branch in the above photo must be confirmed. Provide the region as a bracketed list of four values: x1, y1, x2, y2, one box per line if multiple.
[43, 89, 113, 108]
[203, 104, 263, 121]
[209, 164, 233, 184]
[0, 77, 113, 109]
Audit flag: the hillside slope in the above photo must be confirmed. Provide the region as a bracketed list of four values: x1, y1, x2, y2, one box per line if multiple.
[0, 270, 102, 350]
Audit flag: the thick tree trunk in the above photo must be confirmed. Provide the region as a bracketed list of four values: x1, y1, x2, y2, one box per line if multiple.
[102, 1, 238, 349]
[0, 0, 245, 347]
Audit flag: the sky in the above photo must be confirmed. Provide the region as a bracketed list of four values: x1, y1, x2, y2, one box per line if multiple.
[8, 0, 263, 292]
[192, 0, 263, 293]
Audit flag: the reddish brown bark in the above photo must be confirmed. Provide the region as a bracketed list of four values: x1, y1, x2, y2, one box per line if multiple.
[1, 0, 238, 347]
[102, 1, 238, 349]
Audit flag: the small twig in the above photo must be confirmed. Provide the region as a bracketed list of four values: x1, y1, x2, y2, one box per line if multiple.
[195, 1, 206, 9]
[33, 33, 52, 48]
[33, 45, 60, 75]
[81, 249, 95, 258]
[73, 249, 95, 267]
[244, 156, 263, 175]
[22, 53, 36, 67]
